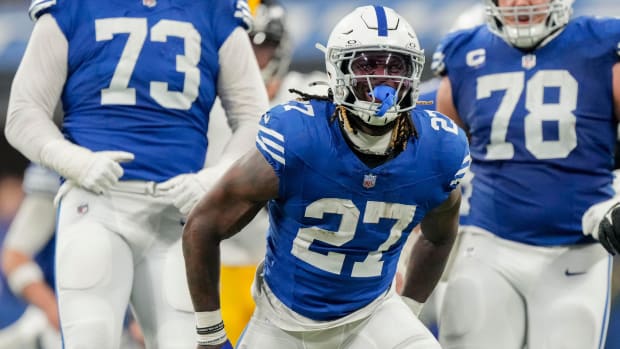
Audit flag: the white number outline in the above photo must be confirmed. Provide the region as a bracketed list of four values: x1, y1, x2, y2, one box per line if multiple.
[291, 199, 416, 278]
[476, 70, 578, 160]
[95, 18, 201, 110]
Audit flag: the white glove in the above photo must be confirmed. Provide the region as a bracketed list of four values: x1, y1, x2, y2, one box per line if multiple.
[40, 139, 134, 195]
[159, 168, 220, 216]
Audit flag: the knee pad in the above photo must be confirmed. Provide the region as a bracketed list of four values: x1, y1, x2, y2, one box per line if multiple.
[56, 222, 112, 290]
[539, 304, 598, 349]
[439, 276, 484, 339]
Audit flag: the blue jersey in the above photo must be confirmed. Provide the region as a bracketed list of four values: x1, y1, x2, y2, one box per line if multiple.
[31, 0, 250, 182]
[256, 99, 469, 321]
[433, 17, 620, 246]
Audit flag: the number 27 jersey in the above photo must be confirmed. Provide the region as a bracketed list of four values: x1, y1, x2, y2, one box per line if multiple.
[256, 99, 470, 321]
[434, 17, 620, 246]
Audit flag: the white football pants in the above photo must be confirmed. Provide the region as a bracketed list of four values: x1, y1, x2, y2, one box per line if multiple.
[439, 227, 612, 349]
[56, 182, 195, 349]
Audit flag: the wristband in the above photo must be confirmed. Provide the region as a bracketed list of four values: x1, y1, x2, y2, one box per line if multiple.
[195, 310, 228, 346]
[7, 261, 43, 296]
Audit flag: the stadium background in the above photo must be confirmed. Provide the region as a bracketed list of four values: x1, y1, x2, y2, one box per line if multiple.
[0, 0, 619, 346]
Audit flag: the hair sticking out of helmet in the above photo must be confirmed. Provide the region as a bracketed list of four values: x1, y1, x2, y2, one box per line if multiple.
[484, 0, 572, 49]
[322, 5, 425, 127]
[249, 0, 292, 84]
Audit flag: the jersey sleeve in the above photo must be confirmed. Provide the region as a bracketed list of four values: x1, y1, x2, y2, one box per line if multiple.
[588, 17, 620, 62]
[256, 104, 297, 178]
[431, 29, 476, 77]
[22, 164, 60, 197]
[213, 0, 253, 48]
[28, 0, 56, 21]
[423, 110, 471, 193]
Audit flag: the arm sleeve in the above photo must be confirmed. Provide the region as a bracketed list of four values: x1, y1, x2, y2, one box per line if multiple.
[4, 13, 67, 163]
[216, 27, 269, 164]
[3, 195, 56, 256]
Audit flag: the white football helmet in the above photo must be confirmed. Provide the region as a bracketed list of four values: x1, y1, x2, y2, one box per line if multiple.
[323, 5, 425, 126]
[485, 0, 573, 49]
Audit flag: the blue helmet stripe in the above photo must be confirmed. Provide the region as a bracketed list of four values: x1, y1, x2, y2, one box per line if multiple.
[373, 5, 388, 37]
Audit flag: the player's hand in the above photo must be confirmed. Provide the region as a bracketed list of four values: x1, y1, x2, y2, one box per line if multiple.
[159, 169, 217, 216]
[598, 203, 620, 255]
[76, 151, 134, 194]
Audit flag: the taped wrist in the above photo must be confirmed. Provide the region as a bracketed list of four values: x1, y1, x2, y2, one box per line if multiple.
[195, 310, 228, 346]
[7, 261, 43, 296]
[401, 295, 424, 316]
[39, 139, 93, 181]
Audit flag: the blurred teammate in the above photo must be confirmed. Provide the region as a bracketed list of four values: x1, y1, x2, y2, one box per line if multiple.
[396, 4, 485, 334]
[0, 164, 60, 349]
[183, 5, 470, 349]
[433, 0, 620, 347]
[204, 1, 326, 345]
[4, 0, 268, 348]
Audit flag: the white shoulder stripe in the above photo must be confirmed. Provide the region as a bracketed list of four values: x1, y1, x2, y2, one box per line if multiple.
[258, 125, 284, 142]
[450, 153, 472, 187]
[259, 135, 284, 154]
[257, 138, 285, 165]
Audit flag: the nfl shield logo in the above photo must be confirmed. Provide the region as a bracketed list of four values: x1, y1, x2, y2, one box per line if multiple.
[143, 0, 157, 7]
[363, 174, 377, 189]
[522, 54, 536, 70]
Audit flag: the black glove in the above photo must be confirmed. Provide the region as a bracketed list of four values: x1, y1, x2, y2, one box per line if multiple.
[598, 204, 620, 255]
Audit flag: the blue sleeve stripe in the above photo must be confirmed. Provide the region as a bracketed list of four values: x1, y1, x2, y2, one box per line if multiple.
[28, 0, 56, 21]
[373, 6, 388, 37]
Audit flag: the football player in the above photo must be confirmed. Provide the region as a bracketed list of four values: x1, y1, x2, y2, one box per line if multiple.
[204, 0, 327, 345]
[433, 0, 620, 348]
[4, 0, 268, 347]
[183, 5, 470, 349]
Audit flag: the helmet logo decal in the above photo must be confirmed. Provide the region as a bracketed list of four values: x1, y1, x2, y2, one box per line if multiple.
[373, 6, 388, 37]
[363, 174, 377, 189]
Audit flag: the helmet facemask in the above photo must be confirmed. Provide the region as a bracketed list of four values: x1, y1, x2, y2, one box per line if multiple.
[485, 0, 572, 49]
[327, 46, 424, 127]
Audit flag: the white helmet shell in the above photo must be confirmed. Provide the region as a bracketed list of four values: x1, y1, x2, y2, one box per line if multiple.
[324, 5, 425, 126]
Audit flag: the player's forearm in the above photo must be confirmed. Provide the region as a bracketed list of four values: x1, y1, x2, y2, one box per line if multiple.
[183, 212, 223, 312]
[400, 232, 455, 302]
